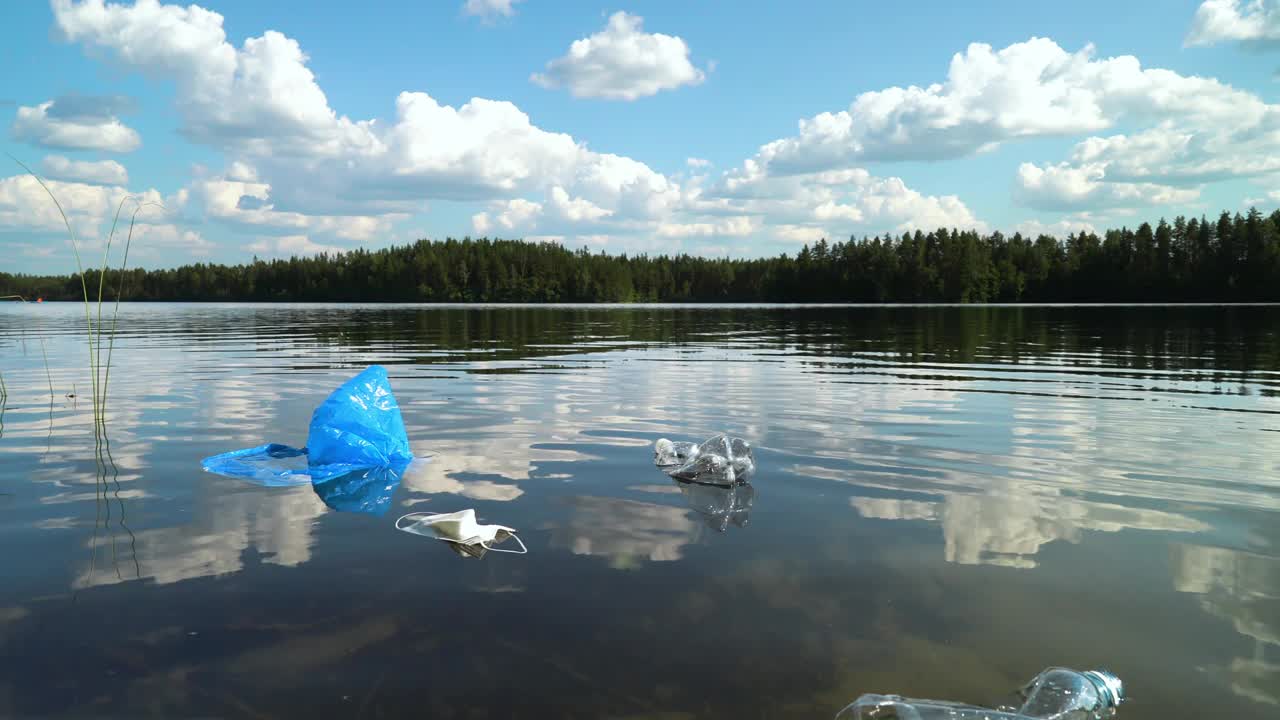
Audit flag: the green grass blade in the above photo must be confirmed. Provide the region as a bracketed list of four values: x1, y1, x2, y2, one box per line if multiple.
[6, 154, 100, 428]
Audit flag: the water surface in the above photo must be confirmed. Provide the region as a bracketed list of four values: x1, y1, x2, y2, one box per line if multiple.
[1, 303, 1278, 718]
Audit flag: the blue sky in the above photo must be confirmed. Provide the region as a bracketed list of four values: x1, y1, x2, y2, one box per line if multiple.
[2, 0, 1279, 273]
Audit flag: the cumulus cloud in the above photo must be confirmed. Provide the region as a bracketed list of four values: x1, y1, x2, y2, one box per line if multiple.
[11, 99, 141, 152]
[1013, 217, 1099, 239]
[31, 0, 1280, 260]
[1014, 162, 1201, 211]
[1051, 119, 1280, 186]
[246, 234, 343, 257]
[1010, 75, 1280, 210]
[0, 174, 165, 234]
[188, 167, 398, 241]
[41, 155, 129, 185]
[131, 224, 213, 256]
[693, 163, 985, 244]
[656, 216, 759, 238]
[1186, 0, 1280, 47]
[719, 33, 1279, 216]
[462, 0, 522, 21]
[45, 0, 997, 255]
[0, 172, 206, 263]
[43, 92, 137, 120]
[744, 37, 1264, 177]
[531, 12, 706, 100]
[49, 1, 691, 230]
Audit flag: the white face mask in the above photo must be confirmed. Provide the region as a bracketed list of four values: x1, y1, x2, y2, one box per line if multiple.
[395, 509, 528, 556]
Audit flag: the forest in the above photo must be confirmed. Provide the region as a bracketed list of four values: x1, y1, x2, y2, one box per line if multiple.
[3, 208, 1278, 303]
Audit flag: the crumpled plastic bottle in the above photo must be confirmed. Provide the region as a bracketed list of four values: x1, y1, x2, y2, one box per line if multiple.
[676, 479, 754, 531]
[834, 667, 1125, 720]
[655, 434, 755, 485]
[654, 438, 699, 467]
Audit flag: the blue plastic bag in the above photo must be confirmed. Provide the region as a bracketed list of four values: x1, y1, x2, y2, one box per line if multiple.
[199, 443, 311, 487]
[202, 366, 413, 515]
[305, 364, 412, 476]
[312, 465, 404, 516]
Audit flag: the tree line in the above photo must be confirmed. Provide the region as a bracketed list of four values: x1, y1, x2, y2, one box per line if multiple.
[3, 208, 1278, 303]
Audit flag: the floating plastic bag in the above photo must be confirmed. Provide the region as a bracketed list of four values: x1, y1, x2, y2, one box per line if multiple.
[312, 465, 404, 516]
[395, 509, 527, 558]
[655, 434, 755, 485]
[202, 366, 414, 514]
[304, 365, 412, 477]
[199, 443, 311, 487]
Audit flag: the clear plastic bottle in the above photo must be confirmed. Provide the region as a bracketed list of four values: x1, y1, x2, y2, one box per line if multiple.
[834, 667, 1124, 720]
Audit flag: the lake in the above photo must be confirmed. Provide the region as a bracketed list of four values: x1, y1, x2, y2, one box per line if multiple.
[0, 303, 1277, 719]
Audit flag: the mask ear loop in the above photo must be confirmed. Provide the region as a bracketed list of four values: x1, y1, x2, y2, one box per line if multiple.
[395, 512, 444, 531]
[481, 533, 528, 554]
[394, 513, 528, 554]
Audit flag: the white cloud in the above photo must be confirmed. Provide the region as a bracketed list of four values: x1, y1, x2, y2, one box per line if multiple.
[131, 224, 213, 256]
[1241, 188, 1280, 207]
[462, 0, 522, 21]
[472, 197, 542, 235]
[531, 12, 706, 100]
[1186, 0, 1280, 47]
[744, 37, 1263, 176]
[246, 234, 343, 257]
[699, 163, 985, 241]
[30, 1, 1280, 260]
[714, 33, 1275, 216]
[1013, 217, 1099, 239]
[41, 155, 128, 185]
[656, 216, 758, 238]
[50, 2, 690, 223]
[773, 224, 829, 244]
[188, 168, 397, 241]
[1055, 119, 1280, 185]
[1012, 98, 1280, 211]
[47, 1, 992, 255]
[0, 174, 167, 236]
[11, 100, 141, 152]
[1014, 162, 1201, 211]
[0, 172, 212, 264]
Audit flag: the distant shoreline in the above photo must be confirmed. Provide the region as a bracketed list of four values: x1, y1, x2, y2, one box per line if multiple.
[6, 208, 1280, 303]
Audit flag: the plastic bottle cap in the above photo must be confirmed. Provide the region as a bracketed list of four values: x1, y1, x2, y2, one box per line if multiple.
[1083, 670, 1125, 708]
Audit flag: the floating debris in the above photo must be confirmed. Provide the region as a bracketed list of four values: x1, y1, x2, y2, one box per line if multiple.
[201, 365, 414, 514]
[395, 509, 527, 558]
[835, 667, 1125, 720]
[654, 434, 755, 485]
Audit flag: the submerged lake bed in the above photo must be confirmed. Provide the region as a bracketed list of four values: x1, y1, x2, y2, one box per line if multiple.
[0, 303, 1277, 718]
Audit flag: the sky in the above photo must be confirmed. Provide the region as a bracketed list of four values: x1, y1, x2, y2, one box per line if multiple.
[2, 0, 1279, 273]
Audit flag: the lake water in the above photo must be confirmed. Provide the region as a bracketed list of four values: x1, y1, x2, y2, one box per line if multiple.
[0, 303, 1278, 719]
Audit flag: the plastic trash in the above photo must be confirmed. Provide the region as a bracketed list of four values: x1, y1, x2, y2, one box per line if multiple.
[395, 509, 527, 558]
[304, 365, 412, 477]
[655, 434, 755, 485]
[312, 465, 403, 516]
[201, 366, 414, 513]
[199, 443, 311, 487]
[654, 439, 699, 467]
[834, 667, 1125, 720]
[676, 479, 754, 532]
